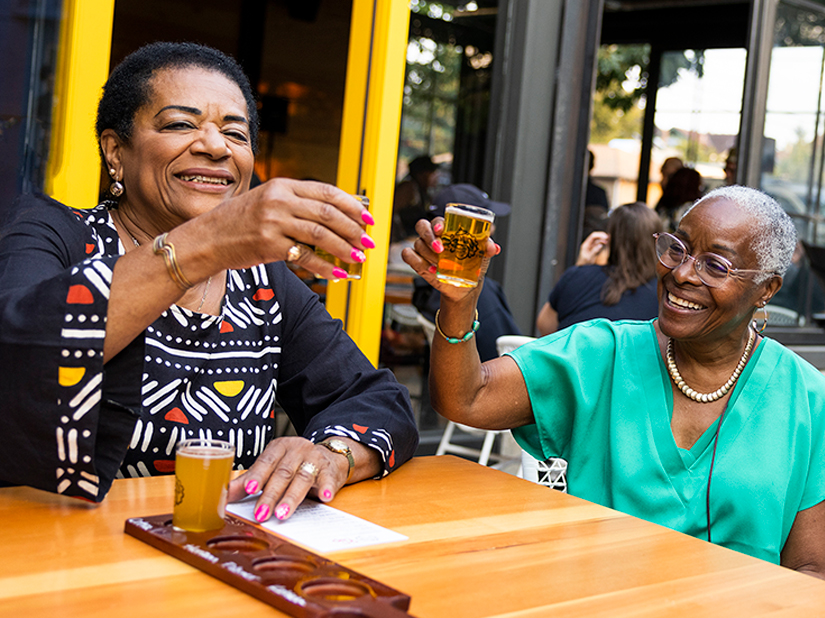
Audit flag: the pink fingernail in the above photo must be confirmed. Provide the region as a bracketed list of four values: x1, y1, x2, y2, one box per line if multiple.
[361, 234, 376, 249]
[275, 504, 290, 520]
[245, 480, 259, 494]
[432, 240, 443, 253]
[428, 265, 437, 274]
[332, 267, 348, 279]
[433, 222, 444, 234]
[254, 504, 270, 522]
[495, 243, 501, 255]
[322, 489, 332, 500]
[351, 248, 366, 263]
[361, 210, 375, 226]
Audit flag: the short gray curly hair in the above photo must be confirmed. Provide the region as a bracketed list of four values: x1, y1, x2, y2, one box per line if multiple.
[683, 185, 797, 282]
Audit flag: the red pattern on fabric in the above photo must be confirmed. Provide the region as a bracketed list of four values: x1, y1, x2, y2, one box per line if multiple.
[389, 450, 395, 468]
[353, 424, 368, 434]
[164, 407, 189, 424]
[220, 321, 234, 333]
[253, 288, 275, 301]
[85, 243, 95, 254]
[66, 285, 94, 304]
[154, 460, 176, 473]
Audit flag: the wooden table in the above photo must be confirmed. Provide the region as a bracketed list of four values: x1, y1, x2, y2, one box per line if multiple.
[2, 456, 824, 617]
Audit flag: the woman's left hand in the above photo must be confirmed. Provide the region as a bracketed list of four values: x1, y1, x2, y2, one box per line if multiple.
[227, 436, 363, 522]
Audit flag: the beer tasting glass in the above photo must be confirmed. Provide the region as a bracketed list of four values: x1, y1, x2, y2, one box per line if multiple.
[315, 195, 370, 280]
[437, 203, 495, 288]
[173, 438, 234, 532]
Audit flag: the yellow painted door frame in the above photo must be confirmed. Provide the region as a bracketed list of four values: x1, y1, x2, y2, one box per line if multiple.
[45, 0, 116, 207]
[332, 0, 410, 366]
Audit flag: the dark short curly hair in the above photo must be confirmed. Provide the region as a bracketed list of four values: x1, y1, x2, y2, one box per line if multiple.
[95, 41, 259, 156]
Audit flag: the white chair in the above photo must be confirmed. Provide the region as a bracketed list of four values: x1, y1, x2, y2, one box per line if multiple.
[495, 335, 538, 356]
[764, 304, 800, 326]
[421, 315, 514, 468]
[416, 313, 436, 344]
[496, 335, 569, 491]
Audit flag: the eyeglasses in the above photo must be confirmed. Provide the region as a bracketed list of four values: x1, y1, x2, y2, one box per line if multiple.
[653, 232, 775, 288]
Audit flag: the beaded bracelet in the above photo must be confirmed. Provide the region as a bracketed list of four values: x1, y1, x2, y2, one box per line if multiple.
[152, 233, 193, 290]
[434, 309, 480, 344]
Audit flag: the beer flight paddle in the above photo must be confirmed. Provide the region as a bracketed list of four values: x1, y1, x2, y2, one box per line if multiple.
[125, 513, 416, 617]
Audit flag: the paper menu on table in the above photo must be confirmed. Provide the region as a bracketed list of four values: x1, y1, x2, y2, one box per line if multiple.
[226, 496, 408, 553]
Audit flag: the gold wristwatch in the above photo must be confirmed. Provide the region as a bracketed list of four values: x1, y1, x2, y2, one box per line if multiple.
[318, 439, 354, 482]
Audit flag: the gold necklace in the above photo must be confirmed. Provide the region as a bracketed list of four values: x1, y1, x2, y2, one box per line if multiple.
[666, 328, 755, 403]
[113, 211, 212, 312]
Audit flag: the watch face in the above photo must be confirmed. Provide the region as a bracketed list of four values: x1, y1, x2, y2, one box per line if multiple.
[327, 439, 348, 452]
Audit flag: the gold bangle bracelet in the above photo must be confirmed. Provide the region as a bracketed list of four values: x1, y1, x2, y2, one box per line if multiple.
[152, 233, 193, 290]
[434, 309, 480, 344]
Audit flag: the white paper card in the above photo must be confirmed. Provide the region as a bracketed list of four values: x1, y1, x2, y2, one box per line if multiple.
[226, 497, 408, 553]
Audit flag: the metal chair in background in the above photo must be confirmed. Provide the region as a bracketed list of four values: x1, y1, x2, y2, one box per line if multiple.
[496, 335, 568, 491]
[421, 316, 516, 468]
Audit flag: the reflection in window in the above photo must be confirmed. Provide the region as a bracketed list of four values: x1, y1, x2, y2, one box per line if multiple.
[0, 0, 62, 223]
[589, 46, 744, 211]
[761, 3, 825, 322]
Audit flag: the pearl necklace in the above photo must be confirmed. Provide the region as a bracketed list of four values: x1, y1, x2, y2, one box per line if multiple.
[115, 211, 212, 313]
[666, 328, 755, 403]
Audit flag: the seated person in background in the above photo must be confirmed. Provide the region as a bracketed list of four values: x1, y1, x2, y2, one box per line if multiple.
[402, 185, 825, 575]
[660, 156, 684, 191]
[0, 42, 418, 520]
[536, 202, 661, 335]
[392, 155, 439, 242]
[582, 149, 610, 239]
[656, 166, 704, 231]
[411, 183, 521, 362]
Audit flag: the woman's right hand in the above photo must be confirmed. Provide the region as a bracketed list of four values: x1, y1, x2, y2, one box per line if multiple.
[205, 178, 375, 280]
[400, 216, 499, 302]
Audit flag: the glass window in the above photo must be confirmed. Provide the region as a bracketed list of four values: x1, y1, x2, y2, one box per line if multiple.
[652, 48, 745, 199]
[0, 0, 63, 223]
[761, 2, 825, 322]
[589, 46, 745, 216]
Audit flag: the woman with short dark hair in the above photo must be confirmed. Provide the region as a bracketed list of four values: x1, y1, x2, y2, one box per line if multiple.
[0, 42, 418, 521]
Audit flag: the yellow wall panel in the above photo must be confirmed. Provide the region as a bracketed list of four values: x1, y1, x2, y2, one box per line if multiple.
[333, 0, 410, 365]
[45, 0, 116, 208]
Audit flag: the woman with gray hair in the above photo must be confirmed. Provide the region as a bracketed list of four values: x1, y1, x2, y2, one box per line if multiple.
[403, 185, 825, 576]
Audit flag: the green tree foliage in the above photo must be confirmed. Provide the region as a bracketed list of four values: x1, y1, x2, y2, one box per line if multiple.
[592, 45, 705, 144]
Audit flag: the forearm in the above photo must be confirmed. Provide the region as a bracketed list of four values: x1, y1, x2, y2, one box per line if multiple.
[536, 302, 558, 336]
[104, 216, 223, 361]
[428, 293, 491, 424]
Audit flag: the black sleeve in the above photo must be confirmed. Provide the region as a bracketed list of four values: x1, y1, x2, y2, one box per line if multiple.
[270, 263, 419, 476]
[0, 194, 137, 501]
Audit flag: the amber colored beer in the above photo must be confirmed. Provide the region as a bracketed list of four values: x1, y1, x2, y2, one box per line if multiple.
[172, 439, 234, 532]
[436, 204, 495, 288]
[315, 195, 370, 280]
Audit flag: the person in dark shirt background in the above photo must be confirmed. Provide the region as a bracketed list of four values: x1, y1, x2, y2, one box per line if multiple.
[583, 149, 610, 239]
[537, 201, 662, 335]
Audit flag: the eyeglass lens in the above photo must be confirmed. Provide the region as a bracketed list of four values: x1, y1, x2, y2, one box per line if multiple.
[655, 234, 730, 287]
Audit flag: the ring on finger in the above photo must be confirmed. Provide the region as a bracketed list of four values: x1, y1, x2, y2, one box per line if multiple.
[298, 461, 319, 477]
[286, 244, 305, 263]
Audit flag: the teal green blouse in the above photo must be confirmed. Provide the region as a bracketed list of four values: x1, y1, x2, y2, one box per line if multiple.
[510, 319, 825, 563]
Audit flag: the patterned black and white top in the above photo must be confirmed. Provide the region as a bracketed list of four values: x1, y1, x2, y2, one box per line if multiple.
[0, 194, 418, 501]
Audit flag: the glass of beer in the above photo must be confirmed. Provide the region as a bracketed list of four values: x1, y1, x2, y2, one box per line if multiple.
[436, 203, 495, 288]
[315, 195, 370, 280]
[173, 438, 234, 532]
